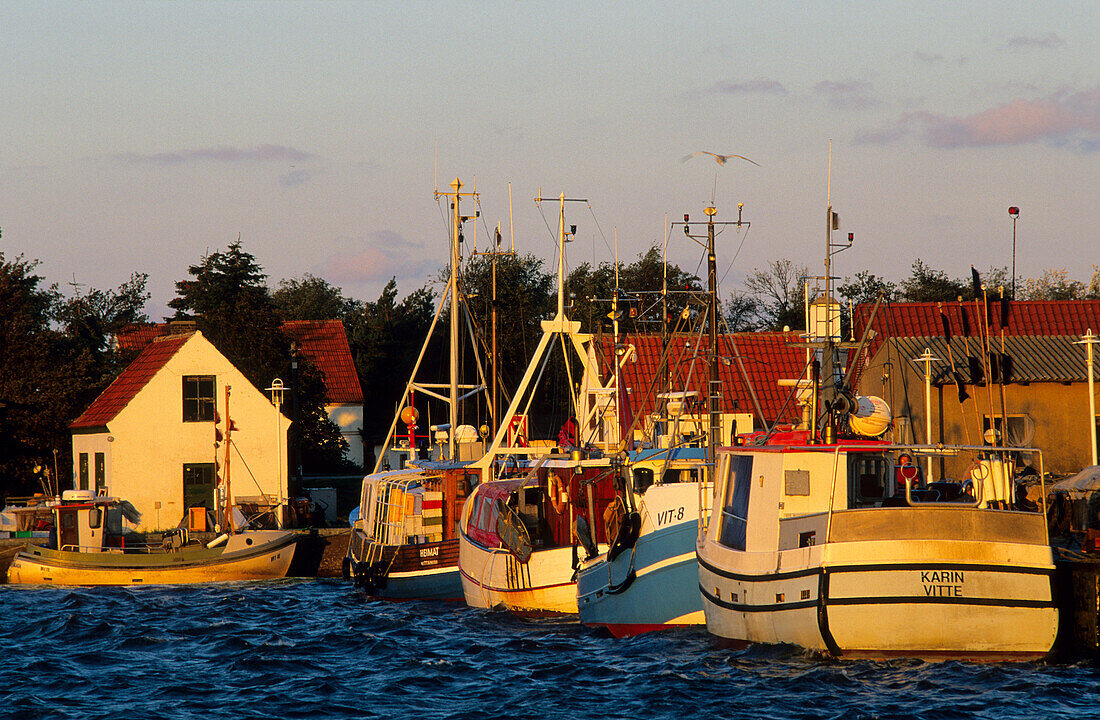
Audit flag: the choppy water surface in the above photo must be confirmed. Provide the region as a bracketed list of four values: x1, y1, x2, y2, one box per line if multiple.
[1, 580, 1096, 720]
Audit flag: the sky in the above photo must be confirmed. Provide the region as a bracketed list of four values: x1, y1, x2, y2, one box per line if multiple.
[2, 1, 1099, 319]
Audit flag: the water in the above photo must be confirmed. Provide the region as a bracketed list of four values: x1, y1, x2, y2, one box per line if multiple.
[1, 580, 1096, 720]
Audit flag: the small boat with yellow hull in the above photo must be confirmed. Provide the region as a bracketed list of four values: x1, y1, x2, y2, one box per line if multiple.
[6, 491, 297, 586]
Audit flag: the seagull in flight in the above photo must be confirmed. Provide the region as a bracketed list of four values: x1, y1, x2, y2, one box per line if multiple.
[682, 151, 760, 167]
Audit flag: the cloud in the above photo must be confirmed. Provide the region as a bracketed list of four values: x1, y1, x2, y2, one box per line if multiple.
[913, 51, 944, 64]
[114, 144, 317, 166]
[812, 80, 879, 110]
[316, 231, 439, 285]
[707, 79, 787, 96]
[279, 169, 313, 187]
[1005, 33, 1065, 51]
[855, 88, 1100, 151]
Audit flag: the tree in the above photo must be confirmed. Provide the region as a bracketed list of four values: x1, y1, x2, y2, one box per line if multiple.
[566, 245, 703, 335]
[898, 260, 970, 302]
[169, 242, 351, 474]
[461, 253, 555, 399]
[273, 274, 362, 321]
[742, 259, 808, 331]
[724, 291, 760, 332]
[837, 271, 899, 306]
[1021, 268, 1086, 300]
[345, 278, 438, 443]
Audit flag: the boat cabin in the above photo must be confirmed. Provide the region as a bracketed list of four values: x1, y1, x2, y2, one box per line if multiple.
[51, 490, 138, 553]
[464, 458, 620, 559]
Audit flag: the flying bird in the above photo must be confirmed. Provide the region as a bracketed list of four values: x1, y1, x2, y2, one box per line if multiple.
[682, 151, 760, 167]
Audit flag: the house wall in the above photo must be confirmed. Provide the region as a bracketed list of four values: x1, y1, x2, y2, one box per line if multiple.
[75, 334, 290, 531]
[327, 402, 364, 468]
[859, 347, 1097, 478]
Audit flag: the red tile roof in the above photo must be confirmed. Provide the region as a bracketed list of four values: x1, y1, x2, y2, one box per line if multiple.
[282, 320, 364, 404]
[854, 300, 1100, 342]
[71, 334, 191, 430]
[116, 319, 364, 405]
[594, 332, 807, 426]
[849, 300, 1100, 388]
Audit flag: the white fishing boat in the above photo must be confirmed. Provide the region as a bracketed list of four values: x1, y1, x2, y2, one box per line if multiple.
[458, 193, 624, 615]
[695, 198, 1058, 660]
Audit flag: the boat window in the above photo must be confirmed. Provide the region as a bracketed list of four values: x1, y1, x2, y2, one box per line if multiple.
[633, 468, 654, 494]
[60, 511, 77, 530]
[848, 453, 889, 508]
[719, 455, 753, 550]
[662, 468, 681, 484]
[88, 508, 102, 529]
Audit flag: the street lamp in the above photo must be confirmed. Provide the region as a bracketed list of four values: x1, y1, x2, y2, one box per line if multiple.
[1009, 206, 1020, 297]
[266, 378, 289, 528]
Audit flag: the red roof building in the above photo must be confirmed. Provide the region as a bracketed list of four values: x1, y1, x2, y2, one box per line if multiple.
[111, 319, 366, 466]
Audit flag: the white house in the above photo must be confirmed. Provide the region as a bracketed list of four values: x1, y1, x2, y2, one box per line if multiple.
[70, 330, 291, 531]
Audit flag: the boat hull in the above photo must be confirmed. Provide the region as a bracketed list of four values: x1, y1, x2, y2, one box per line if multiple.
[577, 519, 703, 636]
[459, 527, 579, 615]
[6, 531, 297, 586]
[698, 525, 1059, 660]
[346, 530, 463, 601]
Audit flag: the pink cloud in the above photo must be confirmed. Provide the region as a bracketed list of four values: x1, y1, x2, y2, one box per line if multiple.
[317, 231, 438, 285]
[1005, 34, 1064, 51]
[855, 88, 1100, 151]
[708, 79, 787, 96]
[923, 89, 1100, 148]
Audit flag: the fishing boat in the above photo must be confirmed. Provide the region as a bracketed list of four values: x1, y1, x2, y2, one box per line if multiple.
[7, 387, 298, 586]
[344, 178, 493, 600]
[694, 199, 1058, 660]
[6, 491, 297, 585]
[576, 443, 707, 634]
[457, 193, 625, 615]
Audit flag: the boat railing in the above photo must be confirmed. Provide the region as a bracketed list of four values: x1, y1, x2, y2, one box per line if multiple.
[824, 444, 1048, 545]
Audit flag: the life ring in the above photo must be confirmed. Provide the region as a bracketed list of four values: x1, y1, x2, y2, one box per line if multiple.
[549, 473, 567, 514]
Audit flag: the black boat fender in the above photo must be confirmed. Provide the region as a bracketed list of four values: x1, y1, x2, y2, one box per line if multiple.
[607, 511, 641, 562]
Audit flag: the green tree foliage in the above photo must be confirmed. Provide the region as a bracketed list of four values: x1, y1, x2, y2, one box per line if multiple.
[169, 242, 352, 474]
[273, 273, 362, 321]
[724, 291, 759, 332]
[566, 245, 703, 334]
[898, 260, 970, 302]
[0, 253, 151, 497]
[837, 271, 899, 306]
[460, 253, 555, 402]
[345, 278, 437, 442]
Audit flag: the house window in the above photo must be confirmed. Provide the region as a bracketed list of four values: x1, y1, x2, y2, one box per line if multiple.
[183, 463, 216, 510]
[183, 376, 216, 422]
[94, 452, 106, 494]
[78, 453, 89, 491]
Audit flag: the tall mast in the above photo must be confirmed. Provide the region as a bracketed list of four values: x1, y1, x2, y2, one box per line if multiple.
[705, 206, 720, 482]
[449, 179, 462, 459]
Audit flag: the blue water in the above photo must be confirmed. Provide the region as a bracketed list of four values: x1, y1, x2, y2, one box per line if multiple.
[1, 579, 1097, 720]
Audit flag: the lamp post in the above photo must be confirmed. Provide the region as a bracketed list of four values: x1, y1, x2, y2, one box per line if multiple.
[266, 378, 289, 528]
[911, 348, 942, 481]
[1009, 206, 1020, 297]
[1075, 330, 1099, 466]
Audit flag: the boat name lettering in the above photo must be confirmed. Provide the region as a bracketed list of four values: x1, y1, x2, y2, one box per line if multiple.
[920, 570, 964, 597]
[419, 547, 440, 558]
[656, 506, 685, 525]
